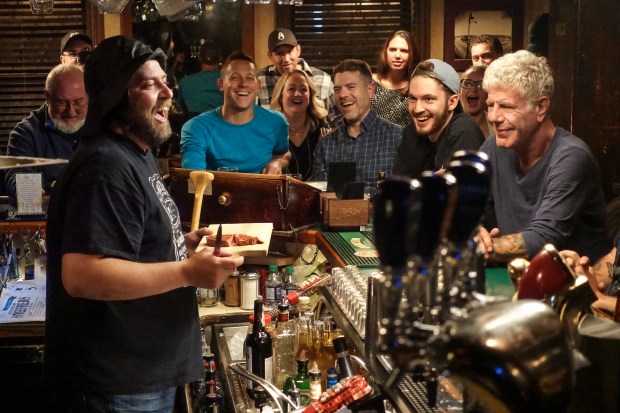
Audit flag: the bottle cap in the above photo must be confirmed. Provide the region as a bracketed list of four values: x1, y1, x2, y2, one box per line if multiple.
[268, 264, 278, 271]
[249, 312, 272, 325]
[309, 361, 321, 379]
[286, 291, 300, 306]
[286, 265, 294, 274]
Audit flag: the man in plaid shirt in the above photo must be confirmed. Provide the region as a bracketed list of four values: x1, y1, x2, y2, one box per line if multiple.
[310, 59, 402, 187]
[257, 28, 336, 120]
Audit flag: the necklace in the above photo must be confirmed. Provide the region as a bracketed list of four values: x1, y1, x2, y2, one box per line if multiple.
[289, 129, 313, 180]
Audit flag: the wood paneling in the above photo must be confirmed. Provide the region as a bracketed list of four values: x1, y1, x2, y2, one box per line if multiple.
[0, 0, 88, 154]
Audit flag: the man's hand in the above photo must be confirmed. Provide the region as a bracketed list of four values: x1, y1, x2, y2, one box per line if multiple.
[184, 227, 212, 257]
[561, 249, 616, 314]
[184, 249, 245, 289]
[477, 227, 528, 264]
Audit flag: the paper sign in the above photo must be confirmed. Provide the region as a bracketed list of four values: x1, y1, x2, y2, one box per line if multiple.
[16, 173, 43, 215]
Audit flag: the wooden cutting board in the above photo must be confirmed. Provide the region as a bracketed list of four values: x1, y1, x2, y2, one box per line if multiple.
[196, 223, 273, 257]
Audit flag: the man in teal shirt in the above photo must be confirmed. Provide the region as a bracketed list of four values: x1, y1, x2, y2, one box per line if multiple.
[177, 40, 224, 117]
[180, 51, 290, 174]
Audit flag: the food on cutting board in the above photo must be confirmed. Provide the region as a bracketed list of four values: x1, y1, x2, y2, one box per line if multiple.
[206, 234, 263, 247]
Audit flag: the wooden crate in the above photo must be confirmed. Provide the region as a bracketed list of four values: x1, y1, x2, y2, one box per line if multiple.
[320, 192, 369, 227]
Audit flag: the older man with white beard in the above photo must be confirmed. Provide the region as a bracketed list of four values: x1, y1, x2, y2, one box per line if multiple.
[4, 64, 87, 195]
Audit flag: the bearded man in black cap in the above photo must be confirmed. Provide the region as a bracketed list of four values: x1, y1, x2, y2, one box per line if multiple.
[44, 36, 244, 411]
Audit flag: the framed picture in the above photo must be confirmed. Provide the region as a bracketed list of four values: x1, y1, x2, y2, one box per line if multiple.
[444, 0, 523, 71]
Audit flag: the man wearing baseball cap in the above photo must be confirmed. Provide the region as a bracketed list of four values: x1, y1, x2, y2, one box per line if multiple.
[44, 36, 243, 410]
[392, 58, 485, 178]
[258, 27, 336, 119]
[59, 30, 93, 65]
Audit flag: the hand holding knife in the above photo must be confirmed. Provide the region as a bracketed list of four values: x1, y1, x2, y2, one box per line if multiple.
[213, 224, 222, 257]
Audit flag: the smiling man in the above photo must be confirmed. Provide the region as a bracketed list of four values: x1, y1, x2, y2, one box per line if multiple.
[4, 63, 87, 195]
[310, 59, 402, 186]
[257, 28, 336, 120]
[45, 36, 244, 411]
[470, 35, 503, 67]
[392, 59, 484, 178]
[477, 50, 611, 264]
[181, 51, 289, 173]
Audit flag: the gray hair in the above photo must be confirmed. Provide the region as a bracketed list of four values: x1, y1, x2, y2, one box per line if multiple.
[45, 63, 84, 95]
[483, 50, 554, 104]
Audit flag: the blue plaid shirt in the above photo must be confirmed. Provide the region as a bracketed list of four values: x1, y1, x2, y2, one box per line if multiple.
[257, 58, 336, 120]
[310, 110, 402, 186]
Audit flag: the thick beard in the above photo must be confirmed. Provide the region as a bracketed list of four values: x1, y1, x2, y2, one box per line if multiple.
[123, 102, 172, 148]
[52, 117, 85, 134]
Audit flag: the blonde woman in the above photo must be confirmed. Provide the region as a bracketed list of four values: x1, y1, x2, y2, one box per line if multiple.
[271, 69, 328, 180]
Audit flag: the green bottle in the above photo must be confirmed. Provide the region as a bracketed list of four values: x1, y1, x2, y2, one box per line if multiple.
[284, 349, 311, 406]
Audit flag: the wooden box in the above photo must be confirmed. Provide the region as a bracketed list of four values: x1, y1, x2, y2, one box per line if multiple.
[320, 192, 369, 227]
[168, 168, 322, 231]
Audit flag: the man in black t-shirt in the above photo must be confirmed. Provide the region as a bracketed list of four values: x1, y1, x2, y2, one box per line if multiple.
[392, 58, 485, 179]
[44, 36, 244, 411]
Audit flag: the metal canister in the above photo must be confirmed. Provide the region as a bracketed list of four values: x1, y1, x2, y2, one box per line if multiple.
[239, 271, 259, 310]
[224, 270, 241, 307]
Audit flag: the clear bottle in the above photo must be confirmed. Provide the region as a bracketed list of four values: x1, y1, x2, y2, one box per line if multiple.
[273, 301, 298, 389]
[296, 314, 311, 361]
[319, 317, 336, 389]
[265, 264, 282, 308]
[308, 361, 322, 402]
[281, 266, 299, 317]
[244, 297, 273, 399]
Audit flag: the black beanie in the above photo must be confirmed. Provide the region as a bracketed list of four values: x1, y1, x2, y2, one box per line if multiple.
[81, 36, 166, 137]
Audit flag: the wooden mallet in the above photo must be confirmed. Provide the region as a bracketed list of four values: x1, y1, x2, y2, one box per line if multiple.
[189, 170, 214, 232]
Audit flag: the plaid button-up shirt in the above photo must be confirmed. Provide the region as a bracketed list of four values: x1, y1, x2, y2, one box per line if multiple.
[257, 58, 336, 120]
[310, 110, 402, 186]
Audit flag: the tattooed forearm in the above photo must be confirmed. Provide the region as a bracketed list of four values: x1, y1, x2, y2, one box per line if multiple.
[489, 233, 528, 264]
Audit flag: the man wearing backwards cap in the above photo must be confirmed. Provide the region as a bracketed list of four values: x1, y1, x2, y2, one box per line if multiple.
[59, 30, 92, 65]
[44, 36, 243, 411]
[257, 27, 336, 119]
[392, 58, 485, 178]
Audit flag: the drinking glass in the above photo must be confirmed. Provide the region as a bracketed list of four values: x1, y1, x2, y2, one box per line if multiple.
[217, 166, 239, 172]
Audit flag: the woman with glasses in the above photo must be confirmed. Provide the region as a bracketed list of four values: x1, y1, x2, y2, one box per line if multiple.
[370, 30, 420, 127]
[460, 65, 492, 137]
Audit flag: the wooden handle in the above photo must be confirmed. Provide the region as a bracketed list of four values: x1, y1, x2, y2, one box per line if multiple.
[189, 171, 214, 232]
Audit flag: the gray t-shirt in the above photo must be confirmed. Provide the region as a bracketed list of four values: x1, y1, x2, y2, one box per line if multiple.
[481, 127, 611, 261]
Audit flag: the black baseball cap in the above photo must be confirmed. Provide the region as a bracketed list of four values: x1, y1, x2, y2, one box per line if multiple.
[60, 31, 93, 54]
[268, 28, 298, 52]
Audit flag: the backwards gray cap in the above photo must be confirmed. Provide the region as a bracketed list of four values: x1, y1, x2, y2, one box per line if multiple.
[81, 35, 166, 137]
[411, 59, 461, 94]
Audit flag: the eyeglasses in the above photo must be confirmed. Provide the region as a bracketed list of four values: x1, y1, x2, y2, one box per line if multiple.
[460, 79, 484, 90]
[50, 98, 88, 110]
[62, 47, 92, 58]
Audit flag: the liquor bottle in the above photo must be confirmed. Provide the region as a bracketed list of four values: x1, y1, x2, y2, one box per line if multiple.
[204, 360, 224, 409]
[244, 297, 273, 398]
[332, 336, 355, 379]
[308, 361, 322, 402]
[283, 376, 301, 408]
[326, 368, 338, 389]
[318, 318, 336, 390]
[296, 314, 311, 360]
[284, 350, 311, 406]
[265, 265, 282, 308]
[273, 300, 298, 389]
[281, 266, 299, 317]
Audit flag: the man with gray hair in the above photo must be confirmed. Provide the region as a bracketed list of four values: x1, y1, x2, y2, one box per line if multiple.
[4, 63, 87, 195]
[477, 50, 611, 264]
